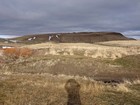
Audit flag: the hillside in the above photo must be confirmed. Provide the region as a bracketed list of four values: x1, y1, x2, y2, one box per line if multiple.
[0, 38, 6, 42]
[11, 32, 132, 44]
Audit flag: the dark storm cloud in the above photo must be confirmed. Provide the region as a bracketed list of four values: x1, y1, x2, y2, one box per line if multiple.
[0, 0, 140, 37]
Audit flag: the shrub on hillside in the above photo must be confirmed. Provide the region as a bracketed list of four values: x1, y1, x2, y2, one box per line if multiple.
[3, 48, 33, 59]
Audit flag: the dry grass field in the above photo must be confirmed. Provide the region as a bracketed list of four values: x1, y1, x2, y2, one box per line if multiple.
[0, 40, 140, 105]
[23, 40, 140, 59]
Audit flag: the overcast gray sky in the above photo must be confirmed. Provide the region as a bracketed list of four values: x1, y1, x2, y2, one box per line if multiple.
[0, 0, 140, 38]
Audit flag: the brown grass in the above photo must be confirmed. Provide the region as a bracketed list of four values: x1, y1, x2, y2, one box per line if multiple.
[0, 73, 140, 105]
[3, 48, 33, 59]
[0, 41, 140, 105]
[23, 41, 140, 59]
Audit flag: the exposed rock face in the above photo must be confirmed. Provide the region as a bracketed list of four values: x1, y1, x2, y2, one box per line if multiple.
[12, 32, 133, 44]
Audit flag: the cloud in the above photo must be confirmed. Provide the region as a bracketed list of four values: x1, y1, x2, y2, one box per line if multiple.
[0, 0, 140, 37]
[0, 35, 19, 38]
[122, 30, 140, 39]
[123, 31, 140, 36]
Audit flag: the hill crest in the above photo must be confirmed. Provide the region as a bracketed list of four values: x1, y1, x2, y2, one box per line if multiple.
[11, 32, 134, 44]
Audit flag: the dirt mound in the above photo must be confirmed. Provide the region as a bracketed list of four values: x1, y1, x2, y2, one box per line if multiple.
[12, 32, 132, 44]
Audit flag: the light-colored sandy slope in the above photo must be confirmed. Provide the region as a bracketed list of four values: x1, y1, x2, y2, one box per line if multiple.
[23, 40, 140, 59]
